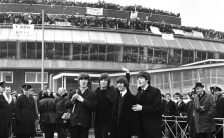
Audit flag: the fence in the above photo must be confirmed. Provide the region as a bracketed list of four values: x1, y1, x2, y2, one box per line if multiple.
[162, 116, 224, 138]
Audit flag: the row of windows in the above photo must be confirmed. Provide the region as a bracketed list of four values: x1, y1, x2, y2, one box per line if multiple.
[0, 41, 223, 65]
[0, 72, 48, 83]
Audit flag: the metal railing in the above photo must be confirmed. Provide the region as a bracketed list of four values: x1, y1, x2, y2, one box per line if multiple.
[162, 116, 224, 138]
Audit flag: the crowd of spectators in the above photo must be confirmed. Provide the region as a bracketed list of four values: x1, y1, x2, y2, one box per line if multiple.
[0, 12, 224, 41]
[0, 0, 180, 17]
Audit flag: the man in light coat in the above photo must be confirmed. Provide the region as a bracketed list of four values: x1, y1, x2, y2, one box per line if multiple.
[192, 82, 216, 138]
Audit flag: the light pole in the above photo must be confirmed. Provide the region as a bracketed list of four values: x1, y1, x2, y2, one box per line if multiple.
[41, 9, 45, 90]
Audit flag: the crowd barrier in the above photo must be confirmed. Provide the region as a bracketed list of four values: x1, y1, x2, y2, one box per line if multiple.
[162, 116, 224, 138]
[9, 116, 224, 138]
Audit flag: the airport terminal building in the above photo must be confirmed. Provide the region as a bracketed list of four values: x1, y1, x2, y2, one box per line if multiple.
[1, 3, 224, 95]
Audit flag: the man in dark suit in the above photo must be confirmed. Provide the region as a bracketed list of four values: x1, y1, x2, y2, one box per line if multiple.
[0, 84, 14, 138]
[164, 93, 176, 116]
[132, 71, 162, 138]
[176, 94, 187, 116]
[65, 72, 97, 138]
[15, 84, 38, 138]
[114, 76, 139, 138]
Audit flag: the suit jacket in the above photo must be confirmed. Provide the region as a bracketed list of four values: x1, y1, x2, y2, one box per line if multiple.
[15, 94, 37, 134]
[66, 88, 97, 128]
[164, 99, 176, 116]
[136, 85, 162, 138]
[176, 101, 187, 116]
[114, 88, 139, 138]
[0, 94, 13, 136]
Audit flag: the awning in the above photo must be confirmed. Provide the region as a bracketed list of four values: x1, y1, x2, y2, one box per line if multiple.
[212, 42, 224, 53]
[8, 29, 18, 41]
[200, 41, 217, 52]
[88, 31, 106, 44]
[104, 32, 116, 45]
[72, 30, 82, 43]
[36, 29, 42, 41]
[112, 33, 123, 45]
[149, 35, 167, 48]
[120, 33, 138, 46]
[135, 34, 153, 46]
[80, 31, 90, 43]
[44, 29, 55, 42]
[189, 40, 206, 51]
[164, 39, 182, 49]
[176, 38, 193, 50]
[62, 30, 73, 43]
[54, 30, 63, 42]
[0, 28, 10, 41]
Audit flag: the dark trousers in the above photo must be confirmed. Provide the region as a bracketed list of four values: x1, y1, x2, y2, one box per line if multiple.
[197, 132, 213, 138]
[43, 124, 56, 138]
[94, 125, 113, 138]
[56, 124, 67, 138]
[16, 134, 34, 138]
[0, 135, 8, 138]
[69, 126, 89, 138]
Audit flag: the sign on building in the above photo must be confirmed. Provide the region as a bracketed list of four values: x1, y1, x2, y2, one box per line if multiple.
[86, 7, 103, 16]
[13, 24, 34, 36]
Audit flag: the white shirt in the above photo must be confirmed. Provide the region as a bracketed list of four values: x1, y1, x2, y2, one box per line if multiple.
[120, 89, 127, 97]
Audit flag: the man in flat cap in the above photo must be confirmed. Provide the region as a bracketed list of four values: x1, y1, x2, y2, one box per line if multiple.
[190, 82, 216, 138]
[15, 84, 38, 138]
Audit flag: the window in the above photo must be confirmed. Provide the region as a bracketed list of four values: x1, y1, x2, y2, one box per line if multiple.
[99, 44, 106, 61]
[0, 42, 8, 58]
[8, 41, 16, 59]
[36, 42, 42, 59]
[27, 42, 36, 59]
[183, 50, 194, 64]
[45, 42, 54, 59]
[73, 43, 81, 60]
[90, 44, 98, 61]
[25, 72, 48, 83]
[64, 43, 70, 60]
[20, 41, 27, 59]
[81, 44, 89, 60]
[55, 43, 64, 59]
[107, 45, 116, 61]
[0, 72, 13, 83]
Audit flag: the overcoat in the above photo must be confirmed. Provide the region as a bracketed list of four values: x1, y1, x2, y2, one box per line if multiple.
[15, 94, 37, 135]
[114, 88, 140, 138]
[38, 96, 57, 125]
[0, 94, 13, 137]
[66, 89, 97, 128]
[136, 85, 162, 138]
[193, 92, 216, 133]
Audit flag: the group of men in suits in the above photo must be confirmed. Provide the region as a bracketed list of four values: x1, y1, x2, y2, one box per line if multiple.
[0, 69, 163, 138]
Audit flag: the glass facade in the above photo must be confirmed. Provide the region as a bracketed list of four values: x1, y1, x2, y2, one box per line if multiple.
[0, 40, 221, 65]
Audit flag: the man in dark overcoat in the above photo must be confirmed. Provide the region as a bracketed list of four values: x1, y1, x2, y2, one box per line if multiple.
[15, 84, 38, 138]
[132, 71, 162, 138]
[55, 87, 69, 138]
[65, 72, 97, 138]
[0, 84, 13, 138]
[94, 73, 117, 138]
[114, 76, 139, 138]
[38, 90, 57, 138]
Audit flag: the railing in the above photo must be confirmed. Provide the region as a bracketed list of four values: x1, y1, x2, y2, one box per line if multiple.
[162, 116, 224, 138]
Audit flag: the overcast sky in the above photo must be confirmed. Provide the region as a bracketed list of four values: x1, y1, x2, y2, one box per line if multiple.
[75, 0, 224, 32]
